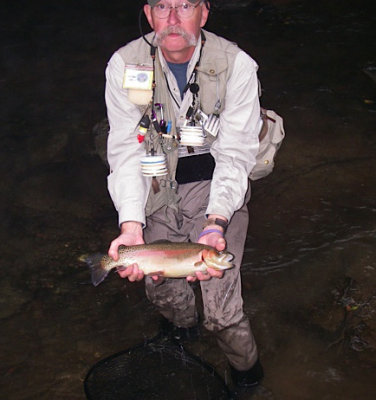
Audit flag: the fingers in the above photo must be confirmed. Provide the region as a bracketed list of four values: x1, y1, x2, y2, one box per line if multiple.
[207, 267, 224, 279]
[117, 264, 144, 282]
[215, 237, 226, 252]
[198, 232, 227, 252]
[108, 230, 145, 261]
[197, 268, 223, 280]
[186, 268, 224, 282]
[151, 275, 164, 283]
[108, 240, 120, 261]
[117, 265, 162, 283]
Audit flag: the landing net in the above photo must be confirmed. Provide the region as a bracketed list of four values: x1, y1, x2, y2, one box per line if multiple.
[84, 335, 232, 400]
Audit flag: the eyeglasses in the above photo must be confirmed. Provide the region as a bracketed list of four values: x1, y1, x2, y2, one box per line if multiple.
[152, 1, 202, 19]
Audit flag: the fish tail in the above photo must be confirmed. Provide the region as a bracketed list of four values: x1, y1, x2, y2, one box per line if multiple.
[80, 253, 109, 286]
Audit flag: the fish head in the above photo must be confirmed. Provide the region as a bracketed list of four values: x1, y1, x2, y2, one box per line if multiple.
[202, 248, 234, 270]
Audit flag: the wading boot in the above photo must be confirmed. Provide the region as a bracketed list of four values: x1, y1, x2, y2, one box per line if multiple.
[159, 317, 200, 342]
[230, 359, 264, 389]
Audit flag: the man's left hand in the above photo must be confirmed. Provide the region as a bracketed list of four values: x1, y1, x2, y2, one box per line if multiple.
[187, 230, 226, 282]
[200, 231, 226, 252]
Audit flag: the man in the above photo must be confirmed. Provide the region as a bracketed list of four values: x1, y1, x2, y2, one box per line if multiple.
[105, 0, 264, 390]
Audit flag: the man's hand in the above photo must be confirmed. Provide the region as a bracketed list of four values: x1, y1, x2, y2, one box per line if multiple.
[188, 230, 225, 282]
[186, 266, 224, 282]
[117, 264, 145, 282]
[108, 221, 160, 282]
[198, 214, 228, 252]
[188, 215, 228, 282]
[199, 230, 226, 252]
[108, 221, 144, 261]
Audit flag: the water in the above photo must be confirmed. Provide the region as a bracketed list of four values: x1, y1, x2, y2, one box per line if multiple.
[1, 0, 376, 399]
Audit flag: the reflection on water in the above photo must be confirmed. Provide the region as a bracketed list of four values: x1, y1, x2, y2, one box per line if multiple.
[244, 208, 376, 273]
[1, 0, 376, 399]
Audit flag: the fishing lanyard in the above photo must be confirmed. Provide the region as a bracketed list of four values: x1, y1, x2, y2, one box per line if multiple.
[148, 30, 206, 155]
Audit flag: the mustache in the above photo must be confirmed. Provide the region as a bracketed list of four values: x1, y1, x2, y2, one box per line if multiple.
[155, 26, 198, 46]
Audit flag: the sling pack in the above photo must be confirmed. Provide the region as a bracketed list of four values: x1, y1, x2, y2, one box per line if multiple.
[250, 107, 285, 180]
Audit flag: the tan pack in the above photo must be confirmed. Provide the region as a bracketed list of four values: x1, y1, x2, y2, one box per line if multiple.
[250, 107, 285, 181]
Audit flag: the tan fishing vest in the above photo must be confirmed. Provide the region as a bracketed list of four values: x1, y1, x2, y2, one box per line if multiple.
[117, 30, 241, 216]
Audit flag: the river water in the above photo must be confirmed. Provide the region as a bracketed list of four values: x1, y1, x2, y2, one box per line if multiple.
[1, 0, 375, 399]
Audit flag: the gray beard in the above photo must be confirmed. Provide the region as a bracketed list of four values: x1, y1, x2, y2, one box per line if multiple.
[155, 26, 198, 47]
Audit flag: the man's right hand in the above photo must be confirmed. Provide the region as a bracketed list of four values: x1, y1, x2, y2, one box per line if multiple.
[108, 221, 145, 282]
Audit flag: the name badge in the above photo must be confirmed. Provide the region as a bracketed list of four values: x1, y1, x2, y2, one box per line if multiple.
[123, 64, 153, 91]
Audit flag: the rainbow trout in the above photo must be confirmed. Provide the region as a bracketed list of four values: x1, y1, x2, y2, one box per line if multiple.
[81, 242, 234, 286]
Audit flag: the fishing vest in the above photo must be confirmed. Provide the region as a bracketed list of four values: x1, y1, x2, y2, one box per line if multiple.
[117, 30, 241, 216]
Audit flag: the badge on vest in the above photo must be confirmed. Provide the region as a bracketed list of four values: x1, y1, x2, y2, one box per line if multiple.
[123, 64, 153, 105]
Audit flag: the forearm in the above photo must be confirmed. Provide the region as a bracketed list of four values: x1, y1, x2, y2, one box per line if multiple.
[105, 52, 150, 226]
[207, 51, 261, 219]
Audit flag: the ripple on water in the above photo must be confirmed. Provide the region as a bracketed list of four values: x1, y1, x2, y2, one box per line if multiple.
[243, 203, 376, 274]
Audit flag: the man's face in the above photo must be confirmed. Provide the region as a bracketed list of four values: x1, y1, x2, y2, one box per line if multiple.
[144, 1, 209, 58]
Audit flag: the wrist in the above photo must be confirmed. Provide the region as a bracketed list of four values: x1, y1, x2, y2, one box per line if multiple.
[203, 217, 228, 233]
[198, 228, 224, 240]
[120, 221, 143, 234]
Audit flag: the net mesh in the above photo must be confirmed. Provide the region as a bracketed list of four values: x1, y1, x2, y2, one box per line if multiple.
[84, 335, 232, 400]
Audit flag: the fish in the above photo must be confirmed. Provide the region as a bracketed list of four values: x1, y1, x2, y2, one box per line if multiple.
[80, 242, 234, 286]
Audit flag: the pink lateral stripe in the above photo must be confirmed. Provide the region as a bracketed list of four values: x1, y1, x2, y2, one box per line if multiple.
[134, 248, 198, 258]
